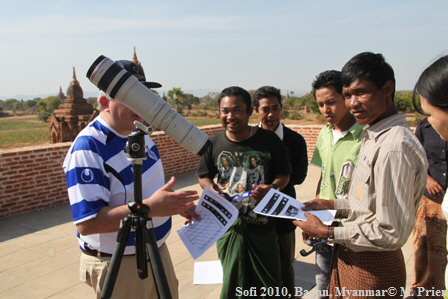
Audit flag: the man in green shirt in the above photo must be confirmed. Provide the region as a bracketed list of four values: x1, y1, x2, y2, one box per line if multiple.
[309, 70, 363, 298]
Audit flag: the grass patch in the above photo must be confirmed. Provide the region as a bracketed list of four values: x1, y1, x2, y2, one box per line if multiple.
[0, 115, 222, 148]
[0, 117, 49, 148]
[186, 118, 221, 127]
[0, 119, 47, 130]
[0, 127, 50, 147]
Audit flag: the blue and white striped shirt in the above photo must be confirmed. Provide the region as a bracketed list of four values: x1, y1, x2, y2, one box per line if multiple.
[63, 115, 171, 254]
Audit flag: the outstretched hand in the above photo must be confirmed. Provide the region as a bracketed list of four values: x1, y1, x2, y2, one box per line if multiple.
[250, 184, 271, 200]
[144, 177, 199, 217]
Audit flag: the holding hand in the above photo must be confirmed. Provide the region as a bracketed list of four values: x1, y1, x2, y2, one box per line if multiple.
[181, 205, 201, 225]
[293, 213, 328, 239]
[302, 199, 334, 211]
[144, 177, 199, 217]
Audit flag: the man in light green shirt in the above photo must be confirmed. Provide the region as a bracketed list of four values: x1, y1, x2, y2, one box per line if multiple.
[311, 123, 363, 200]
[309, 70, 363, 298]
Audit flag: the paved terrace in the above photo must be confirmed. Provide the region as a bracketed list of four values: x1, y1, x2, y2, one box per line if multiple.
[0, 166, 415, 298]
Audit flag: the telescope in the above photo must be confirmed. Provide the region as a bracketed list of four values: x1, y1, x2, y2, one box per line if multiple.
[86, 55, 211, 156]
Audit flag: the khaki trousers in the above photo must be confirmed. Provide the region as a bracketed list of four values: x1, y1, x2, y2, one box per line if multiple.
[79, 243, 178, 299]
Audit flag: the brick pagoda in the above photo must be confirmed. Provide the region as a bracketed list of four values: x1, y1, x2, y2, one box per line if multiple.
[48, 68, 98, 143]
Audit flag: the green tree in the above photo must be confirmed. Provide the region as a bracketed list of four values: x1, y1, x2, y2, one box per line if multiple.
[12, 101, 25, 113]
[1, 98, 18, 110]
[167, 87, 185, 114]
[26, 98, 39, 109]
[394, 91, 413, 112]
[86, 97, 98, 109]
[199, 92, 219, 111]
[37, 96, 62, 121]
[183, 93, 200, 110]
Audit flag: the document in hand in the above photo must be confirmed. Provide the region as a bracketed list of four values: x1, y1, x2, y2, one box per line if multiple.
[253, 189, 336, 225]
[177, 188, 239, 259]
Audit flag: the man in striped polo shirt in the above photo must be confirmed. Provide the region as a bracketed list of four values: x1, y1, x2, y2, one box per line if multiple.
[63, 60, 199, 299]
[295, 52, 428, 298]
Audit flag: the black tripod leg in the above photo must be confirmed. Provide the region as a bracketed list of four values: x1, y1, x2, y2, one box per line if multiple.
[101, 217, 132, 299]
[140, 218, 172, 299]
[135, 226, 148, 279]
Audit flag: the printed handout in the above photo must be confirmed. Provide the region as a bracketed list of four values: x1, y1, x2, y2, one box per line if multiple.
[253, 189, 336, 225]
[177, 188, 239, 259]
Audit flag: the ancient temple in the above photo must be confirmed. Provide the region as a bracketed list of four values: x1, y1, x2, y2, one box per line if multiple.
[48, 68, 98, 143]
[58, 86, 66, 100]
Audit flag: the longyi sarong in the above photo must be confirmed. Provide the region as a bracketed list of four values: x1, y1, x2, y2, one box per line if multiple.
[328, 244, 406, 299]
[217, 218, 282, 299]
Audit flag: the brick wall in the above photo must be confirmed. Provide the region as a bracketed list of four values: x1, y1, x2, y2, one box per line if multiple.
[0, 124, 322, 220]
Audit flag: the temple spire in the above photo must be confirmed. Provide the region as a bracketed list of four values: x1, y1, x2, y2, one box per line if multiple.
[132, 47, 142, 68]
[66, 67, 83, 98]
[72, 67, 78, 82]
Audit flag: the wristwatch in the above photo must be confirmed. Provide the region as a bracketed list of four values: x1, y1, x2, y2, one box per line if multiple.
[327, 226, 335, 244]
[268, 183, 279, 190]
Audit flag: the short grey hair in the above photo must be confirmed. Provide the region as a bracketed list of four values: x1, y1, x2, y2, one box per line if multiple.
[97, 91, 112, 111]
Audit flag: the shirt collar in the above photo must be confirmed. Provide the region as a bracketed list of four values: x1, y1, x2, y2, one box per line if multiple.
[325, 122, 364, 140]
[364, 113, 406, 140]
[258, 122, 284, 140]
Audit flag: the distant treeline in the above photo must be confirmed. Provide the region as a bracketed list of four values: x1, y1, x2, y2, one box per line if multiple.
[0, 89, 418, 122]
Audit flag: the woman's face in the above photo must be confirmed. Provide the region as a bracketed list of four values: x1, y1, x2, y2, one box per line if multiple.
[421, 95, 448, 141]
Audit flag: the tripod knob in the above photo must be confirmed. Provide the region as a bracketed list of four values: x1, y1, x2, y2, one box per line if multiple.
[128, 202, 150, 215]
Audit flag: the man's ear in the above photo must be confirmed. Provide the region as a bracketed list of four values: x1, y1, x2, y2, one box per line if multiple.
[382, 81, 395, 97]
[248, 107, 254, 116]
[99, 96, 110, 110]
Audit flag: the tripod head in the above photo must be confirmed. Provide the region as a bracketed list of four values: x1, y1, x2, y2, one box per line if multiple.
[124, 121, 153, 163]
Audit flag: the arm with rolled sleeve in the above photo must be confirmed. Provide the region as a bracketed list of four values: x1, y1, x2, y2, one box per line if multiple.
[333, 198, 351, 218]
[334, 149, 426, 252]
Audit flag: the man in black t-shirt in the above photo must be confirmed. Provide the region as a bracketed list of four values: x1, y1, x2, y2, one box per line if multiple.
[196, 86, 291, 299]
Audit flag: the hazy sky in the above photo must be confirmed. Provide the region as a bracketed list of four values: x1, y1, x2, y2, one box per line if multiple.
[2, 0, 448, 99]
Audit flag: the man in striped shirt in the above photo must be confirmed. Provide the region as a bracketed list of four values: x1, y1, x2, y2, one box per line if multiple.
[63, 60, 199, 299]
[295, 52, 428, 297]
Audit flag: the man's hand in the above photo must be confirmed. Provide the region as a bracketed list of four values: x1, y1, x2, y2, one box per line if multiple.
[293, 213, 328, 239]
[302, 232, 311, 245]
[426, 176, 445, 199]
[144, 177, 199, 217]
[250, 184, 271, 200]
[180, 205, 201, 225]
[302, 199, 334, 211]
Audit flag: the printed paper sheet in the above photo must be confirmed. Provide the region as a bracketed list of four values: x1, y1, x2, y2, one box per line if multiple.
[177, 188, 238, 259]
[253, 189, 336, 225]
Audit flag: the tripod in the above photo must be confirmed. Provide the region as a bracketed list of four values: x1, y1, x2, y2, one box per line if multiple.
[299, 238, 331, 257]
[101, 121, 172, 299]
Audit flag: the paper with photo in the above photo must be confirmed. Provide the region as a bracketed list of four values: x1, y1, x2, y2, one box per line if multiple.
[177, 188, 239, 259]
[253, 189, 336, 225]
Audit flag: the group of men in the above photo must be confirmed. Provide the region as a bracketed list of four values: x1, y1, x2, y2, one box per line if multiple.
[64, 51, 431, 299]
